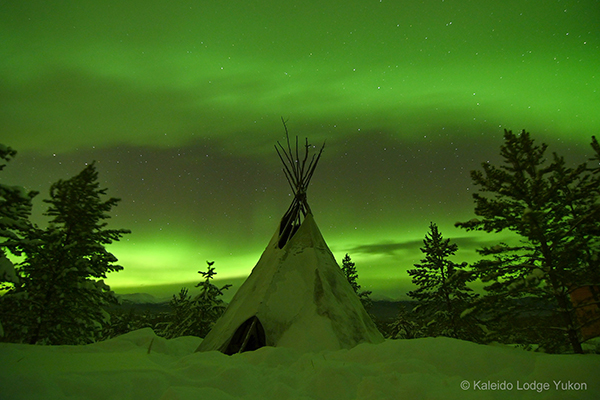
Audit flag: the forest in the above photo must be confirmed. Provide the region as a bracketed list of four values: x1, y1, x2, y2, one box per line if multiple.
[1, 130, 599, 354]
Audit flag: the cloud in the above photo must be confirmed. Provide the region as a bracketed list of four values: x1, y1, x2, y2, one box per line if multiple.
[346, 234, 511, 258]
[348, 239, 423, 256]
[1, 68, 202, 151]
[449, 236, 505, 250]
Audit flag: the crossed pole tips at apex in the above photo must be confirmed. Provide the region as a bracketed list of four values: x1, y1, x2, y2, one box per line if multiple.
[274, 117, 325, 248]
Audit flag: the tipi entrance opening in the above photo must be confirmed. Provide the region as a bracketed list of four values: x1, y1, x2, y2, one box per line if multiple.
[224, 316, 266, 355]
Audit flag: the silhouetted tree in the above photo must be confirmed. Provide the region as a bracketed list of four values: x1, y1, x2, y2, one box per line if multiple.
[387, 305, 421, 339]
[1, 162, 130, 344]
[341, 253, 373, 310]
[0, 145, 38, 339]
[160, 261, 231, 338]
[456, 130, 600, 353]
[0, 145, 37, 289]
[407, 223, 479, 340]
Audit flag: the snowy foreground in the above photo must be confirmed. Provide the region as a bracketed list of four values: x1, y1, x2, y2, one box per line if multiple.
[1, 328, 599, 400]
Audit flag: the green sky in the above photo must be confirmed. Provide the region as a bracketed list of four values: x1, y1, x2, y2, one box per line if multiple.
[1, 0, 598, 300]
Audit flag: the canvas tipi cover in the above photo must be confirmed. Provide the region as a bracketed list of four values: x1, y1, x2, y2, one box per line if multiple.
[196, 213, 384, 354]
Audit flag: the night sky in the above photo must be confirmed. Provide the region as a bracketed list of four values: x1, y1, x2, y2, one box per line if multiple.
[2, 0, 598, 300]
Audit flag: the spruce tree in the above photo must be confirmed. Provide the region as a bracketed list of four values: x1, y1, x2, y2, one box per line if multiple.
[388, 305, 421, 339]
[341, 253, 373, 310]
[161, 261, 231, 339]
[456, 130, 600, 353]
[0, 145, 37, 287]
[341, 253, 360, 293]
[407, 222, 478, 340]
[2, 162, 130, 344]
[161, 287, 194, 338]
[584, 136, 600, 283]
[0, 145, 38, 340]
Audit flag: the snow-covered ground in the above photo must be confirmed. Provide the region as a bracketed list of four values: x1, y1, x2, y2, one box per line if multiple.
[1, 328, 598, 400]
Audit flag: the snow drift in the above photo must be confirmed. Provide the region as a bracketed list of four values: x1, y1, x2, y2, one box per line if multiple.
[1, 327, 599, 399]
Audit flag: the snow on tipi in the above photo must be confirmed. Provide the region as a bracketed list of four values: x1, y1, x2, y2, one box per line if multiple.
[196, 121, 384, 354]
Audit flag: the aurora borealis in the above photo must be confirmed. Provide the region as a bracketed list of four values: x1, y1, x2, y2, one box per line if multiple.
[1, 0, 598, 300]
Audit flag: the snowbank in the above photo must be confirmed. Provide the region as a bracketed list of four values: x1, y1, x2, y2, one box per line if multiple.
[1, 328, 598, 399]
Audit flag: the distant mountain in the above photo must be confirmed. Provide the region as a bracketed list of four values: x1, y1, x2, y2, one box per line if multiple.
[111, 293, 171, 314]
[113, 292, 409, 322]
[116, 293, 164, 304]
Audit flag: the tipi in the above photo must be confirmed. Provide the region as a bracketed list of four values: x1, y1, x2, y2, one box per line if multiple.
[196, 121, 384, 354]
